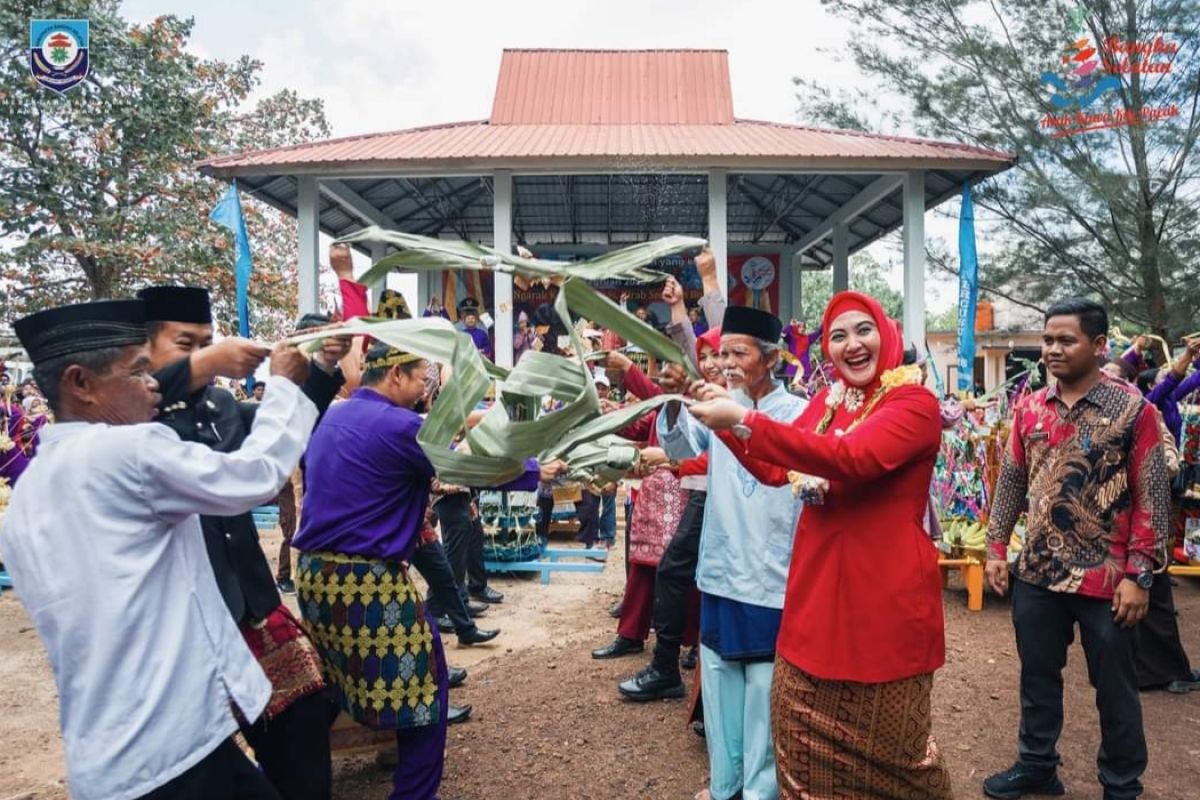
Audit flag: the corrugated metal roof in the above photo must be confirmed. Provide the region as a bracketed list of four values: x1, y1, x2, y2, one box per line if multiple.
[490, 49, 734, 125]
[199, 119, 1013, 175]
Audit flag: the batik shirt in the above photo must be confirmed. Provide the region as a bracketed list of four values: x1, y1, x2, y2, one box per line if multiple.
[987, 375, 1171, 598]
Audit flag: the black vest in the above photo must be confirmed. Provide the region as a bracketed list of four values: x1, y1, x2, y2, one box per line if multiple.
[154, 359, 343, 622]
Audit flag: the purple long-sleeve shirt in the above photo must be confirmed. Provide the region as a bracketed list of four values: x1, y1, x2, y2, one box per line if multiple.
[294, 389, 538, 562]
[464, 324, 493, 360]
[1146, 361, 1200, 445]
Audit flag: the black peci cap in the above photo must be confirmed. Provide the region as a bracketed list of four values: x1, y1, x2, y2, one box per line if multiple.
[721, 305, 782, 343]
[14, 299, 147, 364]
[137, 285, 213, 325]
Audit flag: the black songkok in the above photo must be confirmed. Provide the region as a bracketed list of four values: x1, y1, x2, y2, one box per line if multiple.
[137, 285, 213, 324]
[721, 305, 782, 343]
[14, 300, 147, 364]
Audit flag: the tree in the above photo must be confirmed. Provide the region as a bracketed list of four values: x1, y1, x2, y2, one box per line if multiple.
[795, 0, 1200, 339]
[796, 254, 905, 322]
[0, 0, 331, 339]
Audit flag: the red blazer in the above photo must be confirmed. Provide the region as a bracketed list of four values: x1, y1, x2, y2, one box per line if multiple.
[717, 384, 945, 683]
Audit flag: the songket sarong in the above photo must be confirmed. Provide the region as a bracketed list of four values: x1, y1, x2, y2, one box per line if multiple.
[297, 551, 440, 730]
[771, 656, 952, 800]
[239, 603, 325, 720]
[627, 469, 686, 567]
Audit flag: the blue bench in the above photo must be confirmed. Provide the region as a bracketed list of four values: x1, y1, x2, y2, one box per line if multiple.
[0, 568, 12, 592]
[485, 546, 608, 585]
[252, 505, 280, 530]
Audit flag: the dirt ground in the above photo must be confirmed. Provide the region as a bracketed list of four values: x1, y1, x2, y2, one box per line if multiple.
[2, 523, 1200, 800]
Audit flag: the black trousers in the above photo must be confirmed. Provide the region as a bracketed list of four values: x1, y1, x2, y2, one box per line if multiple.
[412, 539, 475, 635]
[1134, 572, 1194, 688]
[240, 691, 337, 800]
[435, 493, 474, 598]
[467, 511, 488, 594]
[1012, 579, 1146, 799]
[536, 493, 554, 543]
[651, 490, 706, 673]
[574, 488, 600, 547]
[136, 738, 280, 800]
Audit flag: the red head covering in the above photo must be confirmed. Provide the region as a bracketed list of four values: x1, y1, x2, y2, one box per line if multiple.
[820, 291, 905, 385]
[696, 326, 721, 359]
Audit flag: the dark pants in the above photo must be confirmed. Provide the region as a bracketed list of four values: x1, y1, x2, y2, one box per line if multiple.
[1012, 579, 1146, 799]
[466, 512, 488, 594]
[136, 738, 280, 800]
[412, 539, 475, 636]
[241, 691, 337, 800]
[390, 608, 449, 800]
[651, 490, 706, 673]
[435, 493, 474, 598]
[536, 493, 554, 545]
[1135, 572, 1194, 688]
[574, 488, 600, 547]
[275, 478, 297, 582]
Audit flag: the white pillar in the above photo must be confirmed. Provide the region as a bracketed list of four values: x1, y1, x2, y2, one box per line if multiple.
[708, 169, 728, 300]
[789, 251, 805, 322]
[492, 170, 514, 368]
[832, 223, 849, 294]
[902, 170, 926, 349]
[297, 176, 319, 315]
[416, 271, 431, 314]
[368, 242, 387, 310]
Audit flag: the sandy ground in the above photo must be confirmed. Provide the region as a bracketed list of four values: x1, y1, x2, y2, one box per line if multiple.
[2, 522, 1200, 800]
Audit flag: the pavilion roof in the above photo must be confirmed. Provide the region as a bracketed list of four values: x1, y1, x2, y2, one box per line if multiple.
[196, 49, 1015, 263]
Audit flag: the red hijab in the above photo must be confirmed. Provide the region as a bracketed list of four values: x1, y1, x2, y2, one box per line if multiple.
[696, 326, 721, 359]
[820, 291, 904, 387]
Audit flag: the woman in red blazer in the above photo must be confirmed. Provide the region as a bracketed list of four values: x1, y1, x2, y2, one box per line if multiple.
[689, 291, 952, 800]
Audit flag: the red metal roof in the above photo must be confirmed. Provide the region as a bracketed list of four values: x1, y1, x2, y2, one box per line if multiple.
[198, 48, 1014, 177]
[199, 119, 1013, 175]
[490, 49, 734, 125]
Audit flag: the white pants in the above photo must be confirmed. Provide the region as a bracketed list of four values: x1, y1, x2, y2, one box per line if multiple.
[699, 643, 778, 800]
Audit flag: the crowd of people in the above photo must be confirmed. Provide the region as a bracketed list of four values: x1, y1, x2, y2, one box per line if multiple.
[0, 239, 1197, 800]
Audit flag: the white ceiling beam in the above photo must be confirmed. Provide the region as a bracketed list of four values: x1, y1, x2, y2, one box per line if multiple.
[318, 178, 395, 229]
[791, 175, 905, 255]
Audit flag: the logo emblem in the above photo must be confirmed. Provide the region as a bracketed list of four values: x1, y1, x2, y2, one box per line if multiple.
[30, 19, 89, 93]
[740, 256, 775, 291]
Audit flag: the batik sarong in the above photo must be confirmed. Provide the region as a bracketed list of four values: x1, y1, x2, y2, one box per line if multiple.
[297, 551, 440, 730]
[771, 656, 952, 800]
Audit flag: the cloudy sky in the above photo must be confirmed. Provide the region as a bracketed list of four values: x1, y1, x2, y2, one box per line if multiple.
[120, 0, 962, 311]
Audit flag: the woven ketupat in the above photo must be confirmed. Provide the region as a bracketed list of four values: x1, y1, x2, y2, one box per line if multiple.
[297, 551, 440, 730]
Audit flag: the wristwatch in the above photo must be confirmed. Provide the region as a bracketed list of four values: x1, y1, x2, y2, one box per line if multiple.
[1134, 569, 1154, 590]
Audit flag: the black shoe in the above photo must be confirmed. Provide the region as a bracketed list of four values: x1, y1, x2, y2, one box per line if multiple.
[275, 578, 296, 594]
[692, 720, 706, 738]
[458, 627, 500, 646]
[1167, 668, 1200, 694]
[982, 764, 1065, 799]
[680, 646, 698, 670]
[618, 664, 685, 701]
[448, 667, 467, 688]
[470, 586, 504, 604]
[608, 601, 623, 619]
[466, 600, 489, 617]
[592, 636, 644, 660]
[447, 704, 472, 725]
[435, 615, 454, 633]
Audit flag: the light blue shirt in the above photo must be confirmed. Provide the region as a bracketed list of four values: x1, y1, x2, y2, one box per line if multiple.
[658, 382, 807, 609]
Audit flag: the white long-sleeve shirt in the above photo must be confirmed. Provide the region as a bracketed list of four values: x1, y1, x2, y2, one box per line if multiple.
[0, 375, 317, 800]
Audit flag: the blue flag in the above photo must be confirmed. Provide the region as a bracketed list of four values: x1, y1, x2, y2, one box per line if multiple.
[956, 182, 979, 393]
[210, 180, 253, 338]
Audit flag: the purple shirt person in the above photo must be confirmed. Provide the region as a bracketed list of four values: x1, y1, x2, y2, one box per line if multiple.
[1, 395, 46, 487]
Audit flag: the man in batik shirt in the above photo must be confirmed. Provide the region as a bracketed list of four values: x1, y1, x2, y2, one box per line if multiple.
[983, 298, 1171, 800]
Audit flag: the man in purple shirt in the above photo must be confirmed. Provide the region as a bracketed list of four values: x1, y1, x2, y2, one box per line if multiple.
[458, 297, 493, 361]
[294, 344, 559, 800]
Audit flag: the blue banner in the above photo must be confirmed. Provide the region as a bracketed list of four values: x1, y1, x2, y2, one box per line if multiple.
[957, 182, 979, 393]
[210, 181, 253, 338]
